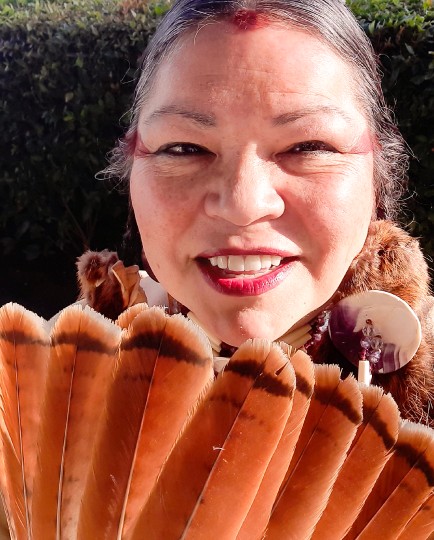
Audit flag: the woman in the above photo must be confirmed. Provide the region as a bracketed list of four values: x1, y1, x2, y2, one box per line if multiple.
[1, 1, 434, 537]
[82, 0, 434, 426]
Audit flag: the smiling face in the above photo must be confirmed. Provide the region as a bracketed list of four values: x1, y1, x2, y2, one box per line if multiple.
[130, 22, 375, 347]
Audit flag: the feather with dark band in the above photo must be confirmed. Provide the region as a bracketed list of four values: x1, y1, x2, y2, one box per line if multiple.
[31, 305, 121, 540]
[236, 348, 314, 540]
[77, 307, 214, 540]
[0, 303, 50, 540]
[129, 340, 295, 540]
[267, 365, 363, 540]
[345, 421, 434, 540]
[312, 385, 400, 540]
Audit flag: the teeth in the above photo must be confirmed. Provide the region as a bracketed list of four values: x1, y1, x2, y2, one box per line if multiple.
[244, 255, 262, 271]
[208, 255, 283, 271]
[271, 255, 282, 267]
[261, 255, 272, 269]
[217, 256, 228, 269]
[228, 255, 245, 271]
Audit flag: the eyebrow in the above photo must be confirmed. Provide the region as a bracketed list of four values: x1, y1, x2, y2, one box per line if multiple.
[143, 103, 354, 129]
[144, 105, 217, 128]
[272, 105, 354, 126]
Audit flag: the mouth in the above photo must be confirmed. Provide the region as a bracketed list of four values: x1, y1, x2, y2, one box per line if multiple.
[196, 252, 298, 296]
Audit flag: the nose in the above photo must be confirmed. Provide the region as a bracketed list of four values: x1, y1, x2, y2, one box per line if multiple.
[204, 149, 285, 226]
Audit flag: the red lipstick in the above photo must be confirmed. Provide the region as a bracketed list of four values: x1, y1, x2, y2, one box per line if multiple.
[197, 257, 297, 297]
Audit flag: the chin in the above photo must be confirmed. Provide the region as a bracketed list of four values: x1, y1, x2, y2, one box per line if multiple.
[207, 307, 295, 348]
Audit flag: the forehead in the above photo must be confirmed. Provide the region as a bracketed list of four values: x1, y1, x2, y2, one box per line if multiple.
[142, 22, 361, 123]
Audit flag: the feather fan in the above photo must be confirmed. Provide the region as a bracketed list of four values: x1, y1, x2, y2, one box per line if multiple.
[1, 303, 434, 540]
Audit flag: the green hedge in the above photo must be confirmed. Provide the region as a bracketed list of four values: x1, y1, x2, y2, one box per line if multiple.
[1, 0, 434, 260]
[347, 0, 434, 258]
[0, 0, 169, 259]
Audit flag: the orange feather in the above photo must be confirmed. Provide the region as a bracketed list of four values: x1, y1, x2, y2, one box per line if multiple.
[312, 385, 400, 540]
[345, 421, 434, 540]
[77, 307, 214, 540]
[0, 303, 50, 540]
[236, 348, 315, 540]
[129, 340, 294, 540]
[267, 365, 363, 540]
[31, 305, 121, 540]
[115, 303, 148, 330]
[396, 491, 434, 540]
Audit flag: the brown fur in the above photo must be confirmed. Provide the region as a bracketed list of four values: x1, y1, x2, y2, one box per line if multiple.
[76, 250, 125, 320]
[313, 221, 434, 427]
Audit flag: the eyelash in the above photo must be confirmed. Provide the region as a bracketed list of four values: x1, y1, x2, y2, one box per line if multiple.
[158, 143, 209, 156]
[286, 141, 337, 154]
[156, 140, 338, 157]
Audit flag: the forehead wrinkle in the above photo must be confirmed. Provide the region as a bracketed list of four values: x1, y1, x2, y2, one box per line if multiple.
[272, 105, 354, 127]
[143, 105, 217, 128]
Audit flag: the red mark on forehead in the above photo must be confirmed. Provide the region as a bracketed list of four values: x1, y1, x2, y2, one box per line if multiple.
[232, 9, 268, 30]
[134, 132, 151, 157]
[349, 129, 374, 155]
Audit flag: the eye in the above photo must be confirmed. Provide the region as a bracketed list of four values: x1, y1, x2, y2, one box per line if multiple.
[158, 143, 209, 156]
[287, 141, 337, 154]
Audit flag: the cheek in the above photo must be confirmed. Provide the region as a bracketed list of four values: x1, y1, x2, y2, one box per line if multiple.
[286, 158, 374, 264]
[129, 160, 205, 270]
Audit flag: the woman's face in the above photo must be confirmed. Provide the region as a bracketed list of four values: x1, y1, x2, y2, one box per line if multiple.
[130, 22, 375, 347]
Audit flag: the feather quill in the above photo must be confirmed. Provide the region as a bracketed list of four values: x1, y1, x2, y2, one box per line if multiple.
[129, 340, 295, 540]
[77, 307, 214, 540]
[311, 385, 400, 540]
[0, 303, 50, 540]
[236, 348, 315, 540]
[266, 364, 363, 540]
[345, 421, 434, 540]
[30, 305, 121, 540]
[395, 491, 434, 540]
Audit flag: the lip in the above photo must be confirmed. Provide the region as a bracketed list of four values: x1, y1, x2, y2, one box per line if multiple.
[197, 257, 297, 296]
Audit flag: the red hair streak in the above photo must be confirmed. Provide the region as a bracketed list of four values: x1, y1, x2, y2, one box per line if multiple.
[232, 9, 269, 30]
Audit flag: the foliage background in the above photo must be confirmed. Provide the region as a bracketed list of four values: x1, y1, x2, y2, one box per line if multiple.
[0, 0, 433, 266]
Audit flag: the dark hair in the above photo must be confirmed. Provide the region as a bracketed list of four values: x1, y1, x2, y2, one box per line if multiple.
[104, 0, 408, 264]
